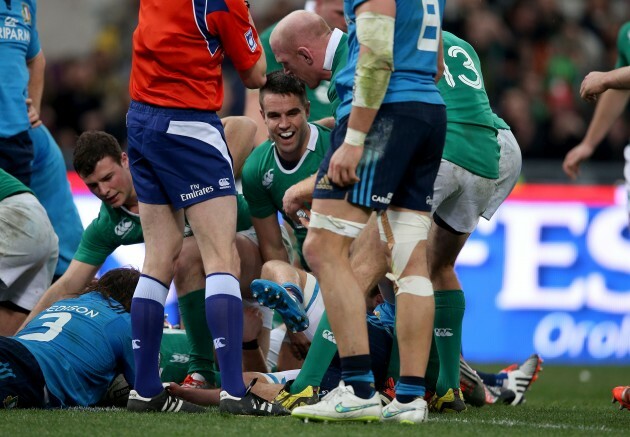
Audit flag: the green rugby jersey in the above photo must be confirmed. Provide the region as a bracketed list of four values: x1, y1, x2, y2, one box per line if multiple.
[324, 30, 349, 117]
[241, 123, 331, 269]
[615, 21, 630, 69]
[74, 194, 252, 266]
[260, 23, 333, 122]
[0, 168, 33, 201]
[438, 31, 499, 179]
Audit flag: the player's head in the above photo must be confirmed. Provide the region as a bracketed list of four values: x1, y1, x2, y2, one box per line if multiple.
[314, 0, 346, 32]
[259, 71, 311, 160]
[270, 11, 331, 89]
[74, 131, 135, 208]
[92, 267, 140, 313]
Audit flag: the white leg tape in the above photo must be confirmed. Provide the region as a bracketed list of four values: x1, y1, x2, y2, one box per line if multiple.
[309, 211, 366, 238]
[386, 274, 434, 297]
[378, 210, 431, 278]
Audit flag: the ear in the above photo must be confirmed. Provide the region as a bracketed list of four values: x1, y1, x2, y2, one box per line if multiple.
[297, 47, 313, 65]
[121, 152, 129, 168]
[305, 100, 311, 119]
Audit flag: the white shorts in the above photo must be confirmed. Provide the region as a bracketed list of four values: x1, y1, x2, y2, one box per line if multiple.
[624, 145, 630, 214]
[239, 225, 295, 265]
[0, 193, 58, 311]
[431, 160, 497, 234]
[482, 129, 522, 220]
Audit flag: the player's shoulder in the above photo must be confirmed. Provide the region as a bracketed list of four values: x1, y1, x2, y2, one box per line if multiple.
[618, 21, 630, 42]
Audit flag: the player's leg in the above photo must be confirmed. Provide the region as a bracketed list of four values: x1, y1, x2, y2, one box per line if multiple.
[174, 236, 216, 388]
[427, 217, 469, 409]
[133, 202, 185, 398]
[304, 198, 373, 390]
[0, 193, 58, 336]
[186, 196, 243, 393]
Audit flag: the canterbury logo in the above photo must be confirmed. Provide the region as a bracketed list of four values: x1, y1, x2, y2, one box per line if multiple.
[322, 329, 336, 344]
[114, 218, 135, 237]
[213, 337, 226, 349]
[262, 169, 273, 188]
[132, 339, 141, 349]
[169, 354, 190, 364]
[434, 328, 453, 337]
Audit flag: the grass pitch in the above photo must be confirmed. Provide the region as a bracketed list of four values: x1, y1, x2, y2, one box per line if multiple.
[1, 365, 627, 436]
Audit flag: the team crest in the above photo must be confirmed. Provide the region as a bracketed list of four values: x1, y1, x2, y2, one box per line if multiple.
[21, 3, 31, 24]
[244, 28, 257, 53]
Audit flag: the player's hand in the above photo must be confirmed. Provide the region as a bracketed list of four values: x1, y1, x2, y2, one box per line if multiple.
[286, 330, 310, 360]
[562, 142, 595, 179]
[327, 143, 363, 187]
[26, 98, 42, 128]
[580, 71, 608, 102]
[283, 184, 306, 223]
[242, 306, 263, 343]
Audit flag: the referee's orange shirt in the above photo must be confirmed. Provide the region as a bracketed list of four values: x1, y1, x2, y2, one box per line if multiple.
[130, 0, 262, 111]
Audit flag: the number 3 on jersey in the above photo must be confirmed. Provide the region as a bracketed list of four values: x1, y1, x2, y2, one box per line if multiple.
[19, 312, 72, 342]
[418, 0, 442, 53]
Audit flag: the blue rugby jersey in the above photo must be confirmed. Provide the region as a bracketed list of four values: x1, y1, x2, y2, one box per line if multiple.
[14, 292, 134, 407]
[335, 0, 445, 121]
[0, 0, 41, 137]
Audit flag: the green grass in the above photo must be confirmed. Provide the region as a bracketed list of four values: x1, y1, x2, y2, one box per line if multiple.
[1, 366, 627, 436]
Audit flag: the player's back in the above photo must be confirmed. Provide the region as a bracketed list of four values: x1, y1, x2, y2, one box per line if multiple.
[336, 0, 445, 120]
[130, 0, 261, 111]
[14, 292, 133, 407]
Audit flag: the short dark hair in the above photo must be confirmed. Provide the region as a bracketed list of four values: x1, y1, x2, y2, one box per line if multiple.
[91, 267, 140, 313]
[259, 71, 308, 109]
[73, 131, 123, 177]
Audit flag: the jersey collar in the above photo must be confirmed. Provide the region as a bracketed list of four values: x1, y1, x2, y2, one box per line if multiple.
[324, 28, 344, 71]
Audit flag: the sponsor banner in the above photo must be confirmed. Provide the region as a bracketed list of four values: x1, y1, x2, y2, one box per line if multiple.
[459, 184, 629, 364]
[70, 175, 629, 363]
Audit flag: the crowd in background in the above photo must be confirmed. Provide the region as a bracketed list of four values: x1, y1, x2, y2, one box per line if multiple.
[38, 0, 630, 168]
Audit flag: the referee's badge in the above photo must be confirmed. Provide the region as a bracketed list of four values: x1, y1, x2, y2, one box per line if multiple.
[245, 28, 257, 53]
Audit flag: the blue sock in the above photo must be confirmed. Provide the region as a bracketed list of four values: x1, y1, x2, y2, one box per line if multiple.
[341, 354, 375, 399]
[281, 282, 303, 304]
[131, 274, 169, 398]
[395, 376, 426, 404]
[205, 273, 246, 397]
[477, 370, 507, 388]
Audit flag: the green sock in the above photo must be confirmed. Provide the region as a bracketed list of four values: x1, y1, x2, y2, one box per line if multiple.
[386, 333, 400, 382]
[434, 289, 465, 396]
[290, 311, 338, 393]
[178, 289, 216, 381]
[425, 337, 440, 394]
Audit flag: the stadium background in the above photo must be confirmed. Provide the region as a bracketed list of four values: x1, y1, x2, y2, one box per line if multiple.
[40, 0, 630, 366]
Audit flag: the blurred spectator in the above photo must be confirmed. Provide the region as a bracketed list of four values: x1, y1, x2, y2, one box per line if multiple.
[37, 0, 630, 169]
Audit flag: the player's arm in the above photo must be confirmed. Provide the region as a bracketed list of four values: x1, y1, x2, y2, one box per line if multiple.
[580, 66, 630, 100]
[27, 51, 45, 114]
[251, 214, 290, 263]
[562, 88, 630, 179]
[26, 51, 45, 126]
[243, 89, 271, 145]
[222, 116, 258, 178]
[311, 116, 336, 129]
[18, 259, 100, 330]
[435, 32, 444, 83]
[328, 0, 395, 186]
[283, 174, 316, 223]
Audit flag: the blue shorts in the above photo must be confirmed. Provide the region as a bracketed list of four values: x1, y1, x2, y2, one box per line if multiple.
[126, 101, 237, 210]
[0, 337, 49, 408]
[313, 102, 446, 212]
[0, 131, 33, 186]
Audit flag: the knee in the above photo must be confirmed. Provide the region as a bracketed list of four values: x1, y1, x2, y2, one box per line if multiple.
[302, 231, 326, 274]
